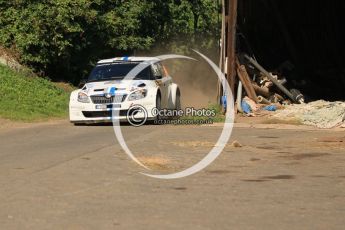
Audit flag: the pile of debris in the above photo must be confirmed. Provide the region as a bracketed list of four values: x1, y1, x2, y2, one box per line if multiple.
[235, 53, 305, 115]
[273, 100, 345, 129]
[234, 53, 345, 129]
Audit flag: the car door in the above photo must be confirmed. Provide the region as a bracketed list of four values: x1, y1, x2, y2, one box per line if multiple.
[152, 63, 170, 108]
[159, 63, 173, 108]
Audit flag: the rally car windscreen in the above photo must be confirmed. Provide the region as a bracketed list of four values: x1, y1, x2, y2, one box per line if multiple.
[87, 63, 151, 82]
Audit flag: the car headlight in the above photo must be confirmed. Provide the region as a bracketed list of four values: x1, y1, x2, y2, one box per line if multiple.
[128, 89, 147, 101]
[77, 92, 90, 103]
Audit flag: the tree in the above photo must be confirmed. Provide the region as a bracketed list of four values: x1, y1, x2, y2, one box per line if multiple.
[0, 0, 220, 83]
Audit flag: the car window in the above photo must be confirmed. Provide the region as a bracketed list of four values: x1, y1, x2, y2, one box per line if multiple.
[154, 62, 169, 78]
[161, 64, 169, 77]
[151, 63, 162, 79]
[88, 62, 152, 82]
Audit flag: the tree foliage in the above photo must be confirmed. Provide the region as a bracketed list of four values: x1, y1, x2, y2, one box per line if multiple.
[0, 0, 220, 83]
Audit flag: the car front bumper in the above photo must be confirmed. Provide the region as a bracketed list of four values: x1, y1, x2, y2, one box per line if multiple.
[69, 99, 156, 123]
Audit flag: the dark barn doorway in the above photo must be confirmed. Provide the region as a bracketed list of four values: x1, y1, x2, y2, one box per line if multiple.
[237, 0, 345, 101]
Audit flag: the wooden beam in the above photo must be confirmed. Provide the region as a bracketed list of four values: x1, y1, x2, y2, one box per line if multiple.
[252, 84, 271, 98]
[236, 59, 258, 102]
[217, 0, 226, 104]
[226, 0, 238, 94]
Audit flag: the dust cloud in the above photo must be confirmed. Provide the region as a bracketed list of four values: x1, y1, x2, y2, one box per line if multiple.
[137, 43, 219, 109]
[163, 59, 218, 108]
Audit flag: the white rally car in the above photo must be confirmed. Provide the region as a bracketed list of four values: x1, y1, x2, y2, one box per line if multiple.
[69, 57, 181, 124]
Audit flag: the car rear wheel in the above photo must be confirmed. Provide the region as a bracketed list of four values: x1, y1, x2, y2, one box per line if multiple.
[155, 94, 162, 122]
[175, 91, 181, 110]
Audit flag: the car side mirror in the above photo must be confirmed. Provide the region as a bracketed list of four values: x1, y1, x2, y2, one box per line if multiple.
[78, 79, 87, 89]
[155, 75, 163, 80]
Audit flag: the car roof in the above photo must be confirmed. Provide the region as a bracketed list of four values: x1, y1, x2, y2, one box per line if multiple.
[97, 56, 160, 64]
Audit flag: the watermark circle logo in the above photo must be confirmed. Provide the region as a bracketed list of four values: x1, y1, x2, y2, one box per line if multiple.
[126, 105, 148, 127]
[112, 51, 234, 179]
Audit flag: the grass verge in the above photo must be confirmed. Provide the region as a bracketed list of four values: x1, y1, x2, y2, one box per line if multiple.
[260, 118, 303, 125]
[181, 104, 225, 123]
[0, 64, 73, 121]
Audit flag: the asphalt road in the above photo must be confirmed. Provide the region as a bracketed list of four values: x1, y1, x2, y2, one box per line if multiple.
[0, 121, 345, 230]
